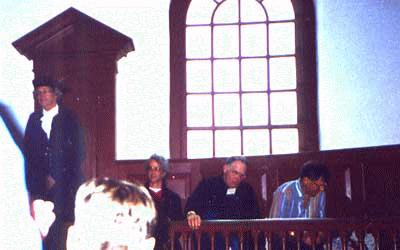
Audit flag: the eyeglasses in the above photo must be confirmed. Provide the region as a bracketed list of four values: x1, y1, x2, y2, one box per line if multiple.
[311, 180, 327, 190]
[230, 169, 246, 179]
[147, 166, 162, 172]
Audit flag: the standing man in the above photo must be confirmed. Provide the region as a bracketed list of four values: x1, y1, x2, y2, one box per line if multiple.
[144, 154, 183, 250]
[185, 156, 260, 250]
[269, 161, 330, 250]
[24, 77, 85, 250]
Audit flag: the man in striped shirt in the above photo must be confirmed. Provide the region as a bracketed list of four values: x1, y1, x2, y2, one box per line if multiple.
[269, 161, 329, 250]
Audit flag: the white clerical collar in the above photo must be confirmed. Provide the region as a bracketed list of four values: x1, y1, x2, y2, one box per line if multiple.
[226, 187, 236, 195]
[149, 187, 162, 193]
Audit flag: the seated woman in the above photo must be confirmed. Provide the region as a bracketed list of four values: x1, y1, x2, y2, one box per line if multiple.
[144, 154, 184, 250]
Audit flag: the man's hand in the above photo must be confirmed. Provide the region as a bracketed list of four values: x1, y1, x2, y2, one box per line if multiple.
[186, 211, 201, 230]
[31, 199, 56, 238]
[46, 175, 56, 190]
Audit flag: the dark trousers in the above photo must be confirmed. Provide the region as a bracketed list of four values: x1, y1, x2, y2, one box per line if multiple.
[43, 219, 69, 250]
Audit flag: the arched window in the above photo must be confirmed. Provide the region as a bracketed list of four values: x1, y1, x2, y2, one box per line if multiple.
[170, 0, 318, 159]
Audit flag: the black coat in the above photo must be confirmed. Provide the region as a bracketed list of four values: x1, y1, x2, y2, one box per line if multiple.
[185, 175, 260, 220]
[24, 106, 85, 221]
[146, 183, 183, 250]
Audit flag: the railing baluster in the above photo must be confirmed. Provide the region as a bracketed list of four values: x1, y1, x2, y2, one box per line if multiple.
[223, 231, 228, 250]
[196, 231, 201, 250]
[183, 232, 188, 250]
[326, 231, 332, 250]
[169, 218, 400, 250]
[211, 232, 216, 250]
[267, 232, 272, 250]
[295, 230, 301, 250]
[376, 230, 381, 250]
[282, 231, 287, 250]
[340, 232, 346, 250]
[238, 231, 243, 250]
[391, 230, 397, 250]
[252, 230, 259, 250]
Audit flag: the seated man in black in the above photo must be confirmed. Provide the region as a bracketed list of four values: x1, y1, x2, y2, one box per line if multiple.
[185, 156, 260, 250]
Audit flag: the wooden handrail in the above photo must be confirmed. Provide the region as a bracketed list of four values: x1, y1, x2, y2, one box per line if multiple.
[170, 217, 400, 250]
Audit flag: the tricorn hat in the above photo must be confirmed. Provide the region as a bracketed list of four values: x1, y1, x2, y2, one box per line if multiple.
[32, 77, 66, 93]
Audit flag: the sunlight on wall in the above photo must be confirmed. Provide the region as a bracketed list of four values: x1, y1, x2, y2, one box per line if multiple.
[316, 1, 400, 149]
[115, 3, 170, 160]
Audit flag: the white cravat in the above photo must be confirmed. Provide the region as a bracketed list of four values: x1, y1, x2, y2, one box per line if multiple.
[149, 187, 162, 193]
[41, 105, 59, 139]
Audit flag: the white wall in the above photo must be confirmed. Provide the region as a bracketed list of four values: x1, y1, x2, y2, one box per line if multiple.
[316, 0, 400, 149]
[0, 117, 42, 249]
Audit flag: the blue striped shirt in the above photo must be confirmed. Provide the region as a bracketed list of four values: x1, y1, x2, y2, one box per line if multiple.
[269, 179, 326, 218]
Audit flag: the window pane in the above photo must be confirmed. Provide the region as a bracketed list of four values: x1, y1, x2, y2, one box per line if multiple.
[271, 128, 298, 154]
[243, 129, 270, 156]
[270, 91, 297, 125]
[241, 0, 266, 22]
[270, 57, 296, 90]
[215, 129, 241, 157]
[214, 59, 239, 92]
[187, 60, 212, 93]
[187, 0, 216, 25]
[187, 130, 213, 159]
[186, 26, 211, 59]
[214, 25, 239, 58]
[241, 24, 267, 57]
[187, 94, 212, 127]
[241, 58, 268, 91]
[183, 0, 304, 159]
[269, 22, 295, 55]
[214, 94, 240, 126]
[213, 0, 238, 24]
[242, 93, 269, 126]
[262, 0, 294, 21]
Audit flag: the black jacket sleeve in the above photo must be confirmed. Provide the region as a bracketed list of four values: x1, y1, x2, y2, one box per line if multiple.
[184, 178, 210, 216]
[23, 113, 47, 200]
[168, 190, 184, 221]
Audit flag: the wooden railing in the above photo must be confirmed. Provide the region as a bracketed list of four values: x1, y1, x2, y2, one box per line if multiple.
[170, 218, 400, 250]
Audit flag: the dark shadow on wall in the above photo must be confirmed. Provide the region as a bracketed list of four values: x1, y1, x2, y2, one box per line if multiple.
[0, 102, 24, 153]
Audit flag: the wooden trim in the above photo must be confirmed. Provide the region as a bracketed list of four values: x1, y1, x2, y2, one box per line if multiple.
[170, 0, 191, 159]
